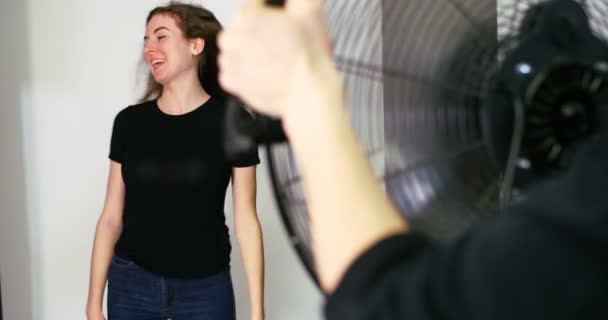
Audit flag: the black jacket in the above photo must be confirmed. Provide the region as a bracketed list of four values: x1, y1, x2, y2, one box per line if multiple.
[326, 127, 608, 319]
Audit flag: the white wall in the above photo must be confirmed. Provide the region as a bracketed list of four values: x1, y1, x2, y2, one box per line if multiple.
[0, 0, 322, 319]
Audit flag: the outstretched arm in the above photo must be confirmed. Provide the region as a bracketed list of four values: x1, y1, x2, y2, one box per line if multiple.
[219, 0, 407, 293]
[219, 1, 608, 320]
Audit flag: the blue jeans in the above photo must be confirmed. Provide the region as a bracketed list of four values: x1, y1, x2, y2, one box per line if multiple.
[107, 255, 236, 320]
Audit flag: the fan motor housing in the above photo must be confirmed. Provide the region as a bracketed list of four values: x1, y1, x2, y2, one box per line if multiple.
[482, 0, 608, 192]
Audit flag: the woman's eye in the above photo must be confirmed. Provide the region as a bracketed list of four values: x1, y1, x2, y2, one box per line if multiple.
[158, 35, 166, 40]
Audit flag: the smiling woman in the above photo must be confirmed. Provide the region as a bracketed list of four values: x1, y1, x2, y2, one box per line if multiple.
[85, 3, 265, 320]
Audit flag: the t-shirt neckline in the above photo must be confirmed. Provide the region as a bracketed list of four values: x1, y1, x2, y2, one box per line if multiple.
[154, 96, 214, 119]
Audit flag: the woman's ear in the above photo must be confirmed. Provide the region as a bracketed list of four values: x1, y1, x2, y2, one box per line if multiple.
[192, 38, 206, 55]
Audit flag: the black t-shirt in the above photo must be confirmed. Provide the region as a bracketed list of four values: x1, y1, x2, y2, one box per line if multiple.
[109, 97, 259, 278]
[325, 126, 608, 318]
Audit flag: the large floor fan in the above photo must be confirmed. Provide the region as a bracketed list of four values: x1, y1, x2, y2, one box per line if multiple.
[225, 0, 608, 287]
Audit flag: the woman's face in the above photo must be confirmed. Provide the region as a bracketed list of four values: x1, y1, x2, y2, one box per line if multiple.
[144, 14, 202, 84]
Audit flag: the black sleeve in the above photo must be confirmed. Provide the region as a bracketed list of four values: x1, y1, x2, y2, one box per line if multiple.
[109, 107, 129, 163]
[229, 107, 261, 168]
[325, 133, 608, 320]
[231, 143, 260, 168]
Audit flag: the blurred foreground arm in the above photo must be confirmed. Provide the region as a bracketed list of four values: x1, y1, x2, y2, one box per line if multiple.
[218, 0, 407, 293]
[218, 1, 608, 319]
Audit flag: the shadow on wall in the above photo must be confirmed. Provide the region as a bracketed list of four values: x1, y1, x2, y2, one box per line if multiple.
[0, 0, 34, 319]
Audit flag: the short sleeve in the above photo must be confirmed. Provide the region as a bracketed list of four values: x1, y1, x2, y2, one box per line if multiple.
[231, 140, 260, 168]
[228, 105, 261, 168]
[109, 107, 129, 163]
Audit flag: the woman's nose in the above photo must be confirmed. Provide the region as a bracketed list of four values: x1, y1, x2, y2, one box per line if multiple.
[144, 41, 157, 53]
